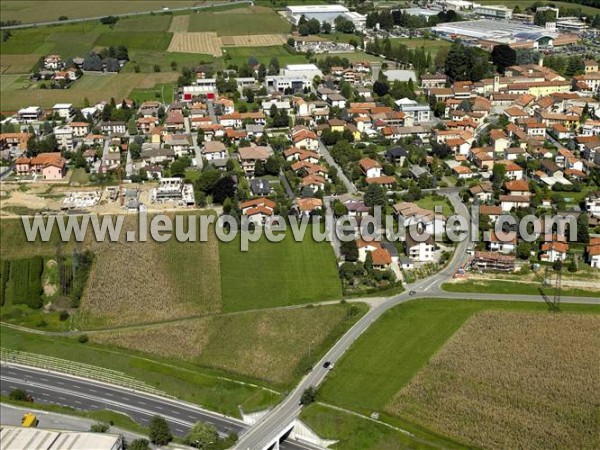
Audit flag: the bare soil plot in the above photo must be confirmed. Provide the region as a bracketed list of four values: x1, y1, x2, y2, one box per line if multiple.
[92, 304, 352, 384]
[220, 34, 287, 47]
[168, 14, 189, 32]
[167, 32, 222, 56]
[387, 311, 600, 450]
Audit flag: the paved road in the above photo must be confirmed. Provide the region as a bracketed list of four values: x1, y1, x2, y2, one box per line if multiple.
[318, 140, 356, 194]
[1, 403, 148, 447]
[233, 190, 599, 449]
[0, 1, 252, 29]
[0, 364, 320, 450]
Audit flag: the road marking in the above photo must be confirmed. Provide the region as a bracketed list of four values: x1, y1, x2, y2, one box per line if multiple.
[138, 401, 146, 405]
[105, 393, 114, 397]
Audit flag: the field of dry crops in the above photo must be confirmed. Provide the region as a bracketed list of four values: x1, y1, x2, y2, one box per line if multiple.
[220, 34, 287, 47]
[167, 32, 222, 56]
[77, 216, 220, 329]
[387, 311, 600, 450]
[91, 305, 351, 384]
[168, 15, 189, 33]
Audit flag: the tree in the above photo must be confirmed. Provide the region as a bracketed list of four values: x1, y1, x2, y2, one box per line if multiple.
[577, 213, 590, 243]
[491, 44, 516, 74]
[257, 63, 267, 82]
[196, 169, 222, 194]
[300, 386, 317, 405]
[212, 176, 236, 204]
[128, 439, 150, 450]
[90, 422, 109, 433]
[265, 156, 281, 175]
[364, 183, 386, 208]
[149, 416, 172, 446]
[516, 241, 532, 260]
[321, 21, 332, 34]
[340, 239, 359, 262]
[9, 388, 32, 402]
[184, 422, 219, 448]
[372, 80, 389, 97]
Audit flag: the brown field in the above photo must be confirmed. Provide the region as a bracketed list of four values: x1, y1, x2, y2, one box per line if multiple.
[167, 32, 222, 56]
[387, 311, 600, 450]
[220, 34, 287, 47]
[168, 14, 189, 33]
[91, 304, 351, 384]
[76, 215, 221, 330]
[0, 54, 41, 74]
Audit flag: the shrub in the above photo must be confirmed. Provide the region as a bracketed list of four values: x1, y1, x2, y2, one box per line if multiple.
[78, 334, 89, 343]
[9, 388, 32, 402]
[59, 310, 69, 321]
[90, 422, 109, 433]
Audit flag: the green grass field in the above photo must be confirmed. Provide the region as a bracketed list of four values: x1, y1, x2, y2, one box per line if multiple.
[390, 37, 451, 57]
[223, 46, 306, 67]
[95, 31, 173, 51]
[477, 0, 599, 15]
[114, 14, 174, 32]
[219, 230, 342, 312]
[318, 299, 600, 415]
[415, 195, 453, 217]
[188, 6, 291, 36]
[0, 1, 202, 24]
[300, 404, 452, 450]
[125, 50, 213, 73]
[442, 279, 600, 297]
[129, 83, 175, 104]
[0, 324, 274, 416]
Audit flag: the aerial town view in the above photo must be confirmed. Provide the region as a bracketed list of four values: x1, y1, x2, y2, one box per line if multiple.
[0, 0, 599, 449]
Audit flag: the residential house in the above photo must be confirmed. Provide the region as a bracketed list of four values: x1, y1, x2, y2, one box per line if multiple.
[586, 238, 600, 268]
[295, 197, 323, 217]
[240, 197, 276, 225]
[359, 157, 382, 179]
[100, 121, 126, 134]
[405, 234, 436, 262]
[540, 241, 569, 263]
[394, 202, 446, 237]
[238, 145, 271, 176]
[499, 195, 530, 212]
[488, 230, 517, 254]
[15, 152, 66, 180]
[471, 251, 515, 272]
[386, 146, 407, 166]
[202, 140, 228, 161]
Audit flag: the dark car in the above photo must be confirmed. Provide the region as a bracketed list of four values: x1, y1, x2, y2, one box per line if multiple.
[409, 290, 416, 296]
[323, 361, 334, 369]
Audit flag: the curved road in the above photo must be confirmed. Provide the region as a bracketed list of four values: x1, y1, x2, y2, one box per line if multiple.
[233, 191, 599, 449]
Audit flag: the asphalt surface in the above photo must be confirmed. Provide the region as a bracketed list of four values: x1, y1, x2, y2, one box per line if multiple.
[0, 364, 321, 450]
[234, 191, 599, 449]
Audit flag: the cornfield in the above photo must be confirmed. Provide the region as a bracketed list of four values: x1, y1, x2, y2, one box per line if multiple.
[386, 311, 600, 450]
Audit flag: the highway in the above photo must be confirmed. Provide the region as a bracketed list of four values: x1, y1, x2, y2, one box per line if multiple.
[0, 365, 319, 450]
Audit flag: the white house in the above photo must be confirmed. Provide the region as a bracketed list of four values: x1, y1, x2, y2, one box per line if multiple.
[202, 140, 228, 160]
[405, 234, 436, 262]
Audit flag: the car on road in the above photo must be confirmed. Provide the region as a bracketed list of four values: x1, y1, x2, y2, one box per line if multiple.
[323, 361, 334, 370]
[409, 290, 416, 296]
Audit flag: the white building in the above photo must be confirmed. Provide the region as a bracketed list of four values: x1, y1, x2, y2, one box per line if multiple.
[286, 5, 349, 25]
[473, 4, 513, 20]
[54, 125, 74, 151]
[18, 106, 43, 123]
[52, 103, 74, 119]
[281, 64, 323, 81]
[405, 234, 436, 262]
[395, 98, 432, 123]
[0, 426, 123, 450]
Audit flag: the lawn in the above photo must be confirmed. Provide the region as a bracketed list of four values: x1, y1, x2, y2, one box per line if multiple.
[442, 279, 600, 298]
[0, 1, 202, 24]
[125, 50, 212, 73]
[477, 0, 599, 15]
[69, 168, 90, 185]
[222, 46, 306, 68]
[318, 299, 600, 415]
[390, 37, 451, 57]
[95, 31, 173, 51]
[129, 83, 175, 104]
[415, 195, 453, 217]
[0, 325, 274, 417]
[388, 311, 600, 449]
[300, 404, 451, 450]
[0, 54, 42, 74]
[188, 6, 291, 36]
[0, 72, 179, 109]
[219, 229, 342, 312]
[114, 14, 174, 32]
[91, 303, 366, 387]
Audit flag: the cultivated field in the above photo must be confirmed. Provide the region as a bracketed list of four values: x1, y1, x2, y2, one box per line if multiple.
[168, 32, 222, 56]
[0, 1, 205, 24]
[219, 231, 342, 312]
[388, 311, 600, 450]
[168, 14, 189, 32]
[188, 6, 290, 36]
[220, 34, 287, 47]
[0, 54, 42, 74]
[77, 215, 221, 329]
[92, 304, 360, 385]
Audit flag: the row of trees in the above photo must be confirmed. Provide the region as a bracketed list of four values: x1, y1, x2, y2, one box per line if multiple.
[296, 14, 355, 36]
[365, 9, 461, 31]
